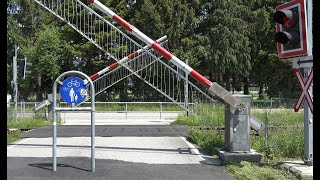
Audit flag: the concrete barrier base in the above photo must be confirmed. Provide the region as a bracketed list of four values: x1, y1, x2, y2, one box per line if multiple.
[215, 148, 262, 163]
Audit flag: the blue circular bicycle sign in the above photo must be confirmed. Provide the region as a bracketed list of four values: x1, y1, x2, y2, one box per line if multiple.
[59, 77, 88, 105]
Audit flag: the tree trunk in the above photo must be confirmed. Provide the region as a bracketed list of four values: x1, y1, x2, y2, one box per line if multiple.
[36, 75, 42, 101]
[243, 77, 249, 95]
[259, 85, 263, 99]
[224, 74, 231, 91]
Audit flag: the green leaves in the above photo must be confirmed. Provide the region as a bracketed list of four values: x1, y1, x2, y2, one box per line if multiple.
[193, 0, 252, 87]
[27, 27, 62, 78]
[7, 0, 300, 100]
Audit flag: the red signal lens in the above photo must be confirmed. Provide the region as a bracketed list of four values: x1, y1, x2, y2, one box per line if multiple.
[282, 16, 289, 25]
[273, 10, 297, 28]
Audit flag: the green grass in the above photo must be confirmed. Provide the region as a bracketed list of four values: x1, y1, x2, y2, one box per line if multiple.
[171, 114, 205, 126]
[128, 104, 182, 111]
[185, 128, 299, 180]
[226, 161, 298, 180]
[79, 103, 183, 112]
[186, 128, 224, 155]
[251, 98, 296, 109]
[176, 109, 304, 159]
[171, 104, 225, 126]
[252, 109, 304, 159]
[253, 110, 303, 125]
[94, 104, 125, 111]
[172, 106, 303, 179]
[7, 117, 55, 129]
[7, 116, 61, 144]
[7, 106, 35, 113]
[265, 128, 303, 159]
[7, 132, 22, 144]
[252, 98, 272, 103]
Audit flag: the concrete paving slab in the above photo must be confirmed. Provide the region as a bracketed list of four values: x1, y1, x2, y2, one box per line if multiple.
[8, 111, 238, 179]
[60, 112, 180, 125]
[8, 137, 210, 164]
[280, 161, 313, 180]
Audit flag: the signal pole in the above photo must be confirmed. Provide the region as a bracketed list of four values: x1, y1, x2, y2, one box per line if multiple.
[184, 59, 189, 117]
[13, 43, 18, 121]
[273, 0, 312, 165]
[304, 0, 312, 165]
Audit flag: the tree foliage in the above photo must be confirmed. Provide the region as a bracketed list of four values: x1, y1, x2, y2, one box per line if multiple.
[7, 0, 300, 101]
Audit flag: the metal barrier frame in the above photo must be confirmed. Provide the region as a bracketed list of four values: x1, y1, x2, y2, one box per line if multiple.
[52, 71, 95, 172]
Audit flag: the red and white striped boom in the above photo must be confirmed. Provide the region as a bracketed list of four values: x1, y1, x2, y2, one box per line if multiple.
[87, 0, 245, 111]
[89, 36, 167, 80]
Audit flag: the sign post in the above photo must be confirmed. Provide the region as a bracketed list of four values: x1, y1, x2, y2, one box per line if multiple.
[273, 0, 312, 165]
[303, 0, 312, 165]
[13, 44, 18, 122]
[303, 67, 312, 165]
[52, 71, 96, 172]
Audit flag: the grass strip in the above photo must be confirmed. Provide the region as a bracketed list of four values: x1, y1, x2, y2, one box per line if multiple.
[172, 108, 303, 180]
[7, 132, 22, 144]
[226, 161, 298, 180]
[186, 128, 224, 155]
[7, 117, 60, 144]
[7, 117, 54, 129]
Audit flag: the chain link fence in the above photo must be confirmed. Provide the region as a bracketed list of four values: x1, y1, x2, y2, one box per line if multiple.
[8, 98, 306, 162]
[251, 97, 297, 109]
[251, 98, 305, 162]
[264, 110, 304, 161]
[7, 102, 48, 120]
[7, 101, 186, 121]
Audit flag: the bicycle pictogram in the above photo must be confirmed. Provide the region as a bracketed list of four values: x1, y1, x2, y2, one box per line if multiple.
[60, 77, 87, 106]
[67, 79, 80, 87]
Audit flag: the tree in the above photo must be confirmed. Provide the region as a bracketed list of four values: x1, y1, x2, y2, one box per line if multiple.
[247, 0, 299, 98]
[192, 0, 251, 92]
[7, 0, 38, 93]
[265, 56, 300, 99]
[7, 0, 62, 97]
[7, 0, 300, 102]
[25, 27, 65, 100]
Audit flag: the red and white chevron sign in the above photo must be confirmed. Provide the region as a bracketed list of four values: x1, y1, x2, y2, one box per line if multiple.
[294, 68, 313, 113]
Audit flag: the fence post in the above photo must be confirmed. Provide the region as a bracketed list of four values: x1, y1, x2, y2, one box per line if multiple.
[184, 59, 189, 117]
[20, 101, 23, 117]
[264, 111, 269, 162]
[160, 102, 162, 119]
[13, 44, 18, 122]
[23, 102, 26, 117]
[125, 102, 128, 120]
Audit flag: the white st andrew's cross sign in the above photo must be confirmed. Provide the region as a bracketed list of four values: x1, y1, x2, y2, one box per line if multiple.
[293, 68, 313, 113]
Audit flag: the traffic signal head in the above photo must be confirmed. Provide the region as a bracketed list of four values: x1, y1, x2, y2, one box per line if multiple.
[17, 58, 32, 79]
[273, 0, 308, 58]
[273, 10, 298, 28]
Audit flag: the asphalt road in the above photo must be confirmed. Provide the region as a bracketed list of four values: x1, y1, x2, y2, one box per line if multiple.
[8, 157, 235, 180]
[8, 122, 236, 179]
[22, 125, 190, 137]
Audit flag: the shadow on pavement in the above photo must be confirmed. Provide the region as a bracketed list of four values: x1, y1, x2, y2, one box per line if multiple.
[29, 163, 91, 172]
[9, 143, 196, 154]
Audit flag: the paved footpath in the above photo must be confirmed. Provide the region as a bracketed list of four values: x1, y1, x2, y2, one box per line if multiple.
[60, 112, 180, 125]
[7, 113, 236, 180]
